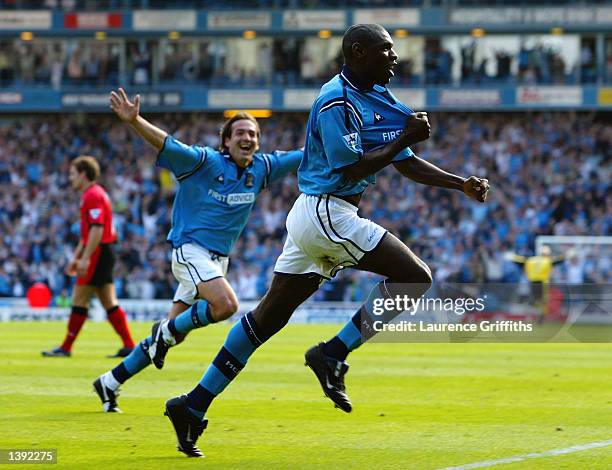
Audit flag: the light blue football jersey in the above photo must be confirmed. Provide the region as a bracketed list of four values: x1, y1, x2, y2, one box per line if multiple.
[157, 137, 302, 255]
[299, 65, 415, 196]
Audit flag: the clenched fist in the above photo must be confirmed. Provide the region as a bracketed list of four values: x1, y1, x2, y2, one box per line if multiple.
[402, 112, 431, 146]
[462, 176, 490, 203]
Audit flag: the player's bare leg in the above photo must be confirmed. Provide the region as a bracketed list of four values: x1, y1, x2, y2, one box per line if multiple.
[198, 277, 240, 321]
[306, 232, 432, 412]
[150, 277, 239, 369]
[159, 277, 238, 346]
[42, 284, 95, 357]
[95, 277, 239, 412]
[168, 301, 190, 343]
[72, 283, 96, 307]
[355, 232, 432, 283]
[251, 273, 321, 335]
[95, 283, 135, 357]
[165, 272, 320, 455]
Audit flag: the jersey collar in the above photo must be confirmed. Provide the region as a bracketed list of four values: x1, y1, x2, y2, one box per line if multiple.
[82, 181, 97, 195]
[340, 65, 384, 93]
[221, 148, 255, 175]
[221, 148, 252, 164]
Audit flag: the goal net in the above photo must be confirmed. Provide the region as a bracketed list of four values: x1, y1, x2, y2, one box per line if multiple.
[535, 236, 611, 325]
[535, 236, 612, 285]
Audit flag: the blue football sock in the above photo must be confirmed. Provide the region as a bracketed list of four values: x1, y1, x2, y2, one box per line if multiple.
[323, 280, 390, 361]
[168, 301, 213, 335]
[323, 280, 431, 361]
[185, 312, 265, 418]
[111, 337, 152, 383]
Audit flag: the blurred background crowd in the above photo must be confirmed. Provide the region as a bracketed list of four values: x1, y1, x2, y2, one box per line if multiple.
[0, 34, 610, 89]
[0, 111, 609, 304]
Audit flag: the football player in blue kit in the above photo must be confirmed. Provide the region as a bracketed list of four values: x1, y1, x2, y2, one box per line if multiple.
[93, 88, 302, 413]
[159, 25, 490, 457]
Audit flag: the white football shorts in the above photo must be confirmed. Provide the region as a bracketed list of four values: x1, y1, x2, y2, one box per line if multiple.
[172, 243, 229, 305]
[274, 194, 387, 279]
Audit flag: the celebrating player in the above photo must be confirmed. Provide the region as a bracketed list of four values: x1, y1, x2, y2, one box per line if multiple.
[42, 156, 135, 358]
[157, 24, 490, 457]
[92, 89, 302, 412]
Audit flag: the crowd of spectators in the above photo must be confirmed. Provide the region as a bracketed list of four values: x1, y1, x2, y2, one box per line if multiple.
[1, 35, 610, 88]
[0, 41, 120, 89]
[0, 111, 609, 305]
[425, 39, 604, 86]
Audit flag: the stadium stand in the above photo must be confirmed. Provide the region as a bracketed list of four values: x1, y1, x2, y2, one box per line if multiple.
[0, 111, 608, 303]
[0, 1, 609, 306]
[0, 34, 609, 87]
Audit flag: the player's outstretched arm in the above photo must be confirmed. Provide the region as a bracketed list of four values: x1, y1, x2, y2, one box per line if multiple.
[109, 88, 167, 151]
[342, 112, 430, 181]
[266, 148, 303, 184]
[505, 252, 527, 264]
[393, 156, 489, 203]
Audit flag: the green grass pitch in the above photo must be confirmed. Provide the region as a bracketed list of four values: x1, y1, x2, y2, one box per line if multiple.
[1, 322, 611, 469]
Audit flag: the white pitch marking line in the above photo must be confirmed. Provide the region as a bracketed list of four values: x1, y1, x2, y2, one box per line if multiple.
[439, 439, 612, 470]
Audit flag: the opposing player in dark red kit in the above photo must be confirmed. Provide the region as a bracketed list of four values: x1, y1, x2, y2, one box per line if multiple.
[42, 156, 135, 358]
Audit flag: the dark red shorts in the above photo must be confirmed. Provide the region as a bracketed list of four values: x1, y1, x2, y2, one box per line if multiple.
[76, 244, 115, 287]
